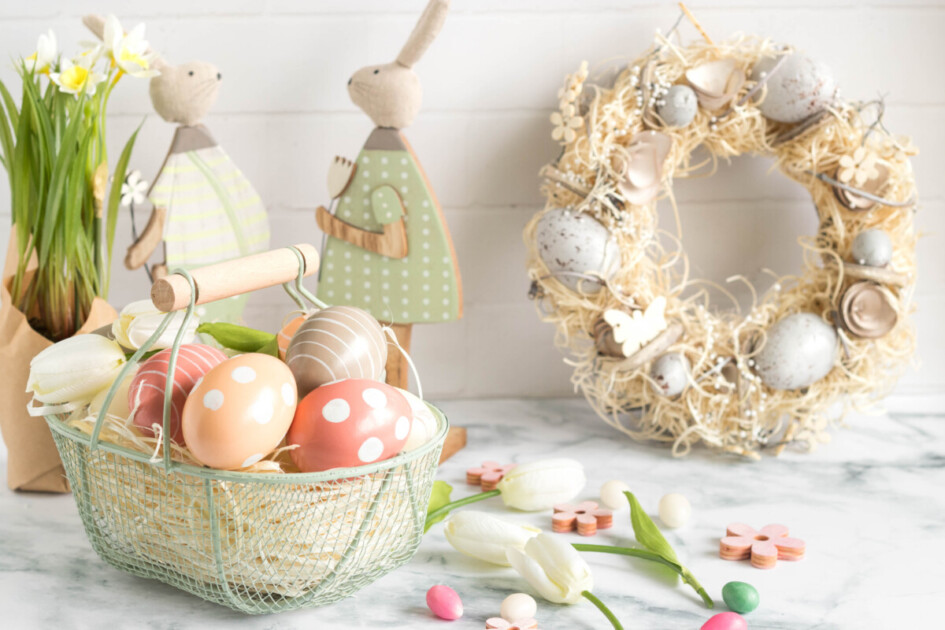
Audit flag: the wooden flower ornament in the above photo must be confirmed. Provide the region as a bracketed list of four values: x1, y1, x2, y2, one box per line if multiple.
[486, 618, 538, 630]
[525, 9, 919, 459]
[552, 501, 613, 536]
[467, 461, 517, 491]
[719, 523, 805, 569]
[314, 0, 462, 391]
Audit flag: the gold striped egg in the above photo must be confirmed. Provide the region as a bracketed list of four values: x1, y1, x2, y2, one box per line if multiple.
[285, 306, 388, 397]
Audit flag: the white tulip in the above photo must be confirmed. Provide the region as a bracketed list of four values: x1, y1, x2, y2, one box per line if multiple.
[496, 458, 586, 511]
[507, 533, 594, 604]
[27, 335, 126, 404]
[443, 511, 541, 566]
[112, 299, 198, 350]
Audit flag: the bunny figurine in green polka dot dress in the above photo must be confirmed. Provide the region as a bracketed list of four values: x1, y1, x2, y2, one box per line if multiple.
[316, 0, 462, 388]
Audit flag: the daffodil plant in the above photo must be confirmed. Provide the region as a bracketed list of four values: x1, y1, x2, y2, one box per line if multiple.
[0, 16, 156, 340]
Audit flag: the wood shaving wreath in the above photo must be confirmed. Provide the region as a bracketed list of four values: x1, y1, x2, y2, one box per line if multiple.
[524, 23, 918, 459]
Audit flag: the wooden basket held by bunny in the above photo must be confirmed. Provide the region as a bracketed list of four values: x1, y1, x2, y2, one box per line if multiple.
[83, 15, 271, 323]
[315, 0, 463, 390]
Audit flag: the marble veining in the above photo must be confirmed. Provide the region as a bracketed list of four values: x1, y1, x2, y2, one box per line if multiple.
[1, 398, 943, 628]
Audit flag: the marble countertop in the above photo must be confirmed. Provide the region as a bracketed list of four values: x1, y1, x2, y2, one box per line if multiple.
[2, 398, 943, 629]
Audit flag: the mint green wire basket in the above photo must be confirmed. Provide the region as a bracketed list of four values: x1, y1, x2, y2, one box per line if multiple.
[41, 245, 448, 614]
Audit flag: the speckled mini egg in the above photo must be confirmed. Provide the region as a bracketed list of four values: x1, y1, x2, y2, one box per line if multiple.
[182, 353, 298, 470]
[535, 208, 620, 294]
[657, 84, 698, 127]
[285, 306, 387, 398]
[753, 313, 838, 390]
[751, 53, 835, 123]
[851, 229, 892, 267]
[650, 353, 690, 397]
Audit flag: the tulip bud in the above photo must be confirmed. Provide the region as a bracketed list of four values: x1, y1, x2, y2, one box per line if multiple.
[112, 299, 198, 350]
[27, 334, 127, 404]
[443, 511, 541, 566]
[497, 458, 586, 511]
[507, 533, 594, 604]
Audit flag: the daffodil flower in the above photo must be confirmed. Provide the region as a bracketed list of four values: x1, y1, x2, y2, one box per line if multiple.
[838, 146, 880, 187]
[23, 29, 57, 75]
[49, 57, 106, 97]
[121, 170, 149, 207]
[103, 14, 160, 79]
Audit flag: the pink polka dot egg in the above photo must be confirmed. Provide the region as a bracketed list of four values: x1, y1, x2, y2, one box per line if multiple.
[287, 379, 412, 472]
[181, 353, 298, 470]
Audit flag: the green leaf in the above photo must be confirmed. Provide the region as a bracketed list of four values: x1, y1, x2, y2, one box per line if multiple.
[424, 480, 453, 531]
[626, 491, 679, 564]
[197, 322, 278, 354]
[102, 120, 142, 297]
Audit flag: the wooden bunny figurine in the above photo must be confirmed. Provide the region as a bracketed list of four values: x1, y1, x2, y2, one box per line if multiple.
[83, 15, 271, 323]
[315, 0, 462, 389]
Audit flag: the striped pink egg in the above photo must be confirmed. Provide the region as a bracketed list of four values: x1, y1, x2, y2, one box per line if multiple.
[128, 343, 227, 445]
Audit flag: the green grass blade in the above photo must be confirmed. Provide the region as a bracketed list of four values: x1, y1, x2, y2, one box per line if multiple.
[102, 121, 141, 297]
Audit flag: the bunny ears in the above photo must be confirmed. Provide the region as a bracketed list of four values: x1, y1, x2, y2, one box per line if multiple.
[396, 0, 450, 69]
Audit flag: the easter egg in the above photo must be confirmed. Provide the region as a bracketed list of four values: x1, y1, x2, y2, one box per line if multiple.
[285, 306, 387, 398]
[535, 208, 619, 294]
[277, 313, 306, 359]
[753, 313, 838, 390]
[650, 353, 690, 397]
[599, 479, 631, 511]
[128, 344, 227, 444]
[182, 353, 298, 470]
[657, 84, 698, 127]
[851, 229, 892, 267]
[701, 612, 747, 630]
[722, 581, 760, 614]
[752, 53, 835, 123]
[426, 584, 463, 620]
[287, 379, 411, 472]
[501, 593, 537, 621]
[397, 388, 439, 451]
[658, 492, 691, 529]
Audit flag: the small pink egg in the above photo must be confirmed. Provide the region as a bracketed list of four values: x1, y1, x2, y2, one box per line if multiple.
[426, 584, 463, 621]
[701, 612, 747, 630]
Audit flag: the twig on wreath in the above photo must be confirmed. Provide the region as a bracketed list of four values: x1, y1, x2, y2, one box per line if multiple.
[812, 170, 917, 208]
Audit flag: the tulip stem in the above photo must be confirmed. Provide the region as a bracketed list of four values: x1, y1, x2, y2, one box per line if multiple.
[573, 544, 714, 609]
[582, 590, 624, 630]
[424, 489, 501, 531]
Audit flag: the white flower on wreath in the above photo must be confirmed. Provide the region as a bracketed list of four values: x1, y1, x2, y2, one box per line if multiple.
[50, 57, 106, 96]
[23, 30, 57, 75]
[103, 15, 160, 78]
[551, 111, 583, 143]
[121, 170, 148, 207]
[838, 146, 880, 187]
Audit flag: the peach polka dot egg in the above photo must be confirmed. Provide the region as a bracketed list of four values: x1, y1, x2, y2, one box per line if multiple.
[287, 379, 412, 472]
[182, 353, 298, 470]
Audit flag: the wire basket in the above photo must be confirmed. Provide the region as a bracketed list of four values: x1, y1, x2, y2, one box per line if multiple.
[40, 245, 449, 614]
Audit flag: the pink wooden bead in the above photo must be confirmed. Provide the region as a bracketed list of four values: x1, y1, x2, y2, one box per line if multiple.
[701, 612, 747, 630]
[427, 585, 463, 620]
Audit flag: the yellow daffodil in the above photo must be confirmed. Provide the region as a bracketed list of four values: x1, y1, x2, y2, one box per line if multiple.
[103, 15, 159, 78]
[49, 57, 106, 96]
[23, 29, 57, 75]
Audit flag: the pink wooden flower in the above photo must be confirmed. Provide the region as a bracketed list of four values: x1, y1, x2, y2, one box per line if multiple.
[486, 618, 538, 630]
[552, 501, 613, 536]
[719, 523, 806, 569]
[467, 461, 517, 492]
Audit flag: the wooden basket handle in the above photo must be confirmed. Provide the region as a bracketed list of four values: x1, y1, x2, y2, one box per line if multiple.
[151, 244, 320, 312]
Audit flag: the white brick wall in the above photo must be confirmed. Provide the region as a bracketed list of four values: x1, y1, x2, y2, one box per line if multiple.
[1, 1, 942, 404]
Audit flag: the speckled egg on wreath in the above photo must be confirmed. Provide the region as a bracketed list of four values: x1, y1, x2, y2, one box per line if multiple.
[525, 28, 918, 459]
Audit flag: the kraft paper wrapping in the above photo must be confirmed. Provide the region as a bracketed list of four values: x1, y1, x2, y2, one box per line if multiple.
[0, 230, 117, 492]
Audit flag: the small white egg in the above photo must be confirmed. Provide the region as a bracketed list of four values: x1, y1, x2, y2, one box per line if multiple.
[650, 353, 691, 397]
[751, 53, 836, 123]
[656, 85, 698, 127]
[600, 479, 631, 511]
[658, 493, 691, 529]
[535, 208, 620, 294]
[501, 593, 537, 621]
[753, 313, 838, 390]
[851, 229, 892, 267]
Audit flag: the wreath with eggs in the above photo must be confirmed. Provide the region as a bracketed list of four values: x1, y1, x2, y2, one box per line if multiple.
[524, 27, 918, 459]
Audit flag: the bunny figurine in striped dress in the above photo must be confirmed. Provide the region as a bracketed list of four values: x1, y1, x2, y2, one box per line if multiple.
[83, 15, 270, 324]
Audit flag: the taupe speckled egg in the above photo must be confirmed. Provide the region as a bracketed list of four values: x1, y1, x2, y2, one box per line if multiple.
[851, 230, 892, 267]
[535, 208, 620, 294]
[751, 53, 836, 123]
[657, 85, 698, 127]
[650, 353, 690, 397]
[754, 313, 838, 390]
